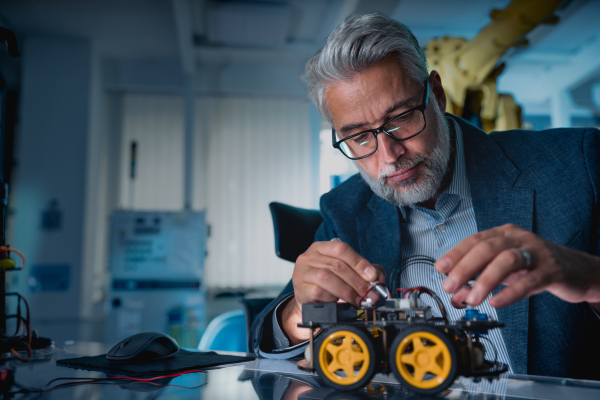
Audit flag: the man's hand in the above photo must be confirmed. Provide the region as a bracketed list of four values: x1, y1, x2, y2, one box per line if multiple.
[435, 223, 600, 311]
[281, 240, 385, 345]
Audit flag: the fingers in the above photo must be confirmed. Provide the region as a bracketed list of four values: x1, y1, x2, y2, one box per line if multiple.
[465, 247, 530, 305]
[302, 250, 374, 302]
[433, 224, 548, 309]
[372, 264, 387, 282]
[298, 266, 361, 305]
[436, 224, 523, 274]
[314, 241, 379, 281]
[450, 286, 470, 308]
[490, 269, 548, 308]
[440, 235, 520, 294]
[293, 241, 382, 307]
[435, 228, 503, 274]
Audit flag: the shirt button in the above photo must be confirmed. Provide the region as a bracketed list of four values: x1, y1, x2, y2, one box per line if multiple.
[438, 223, 447, 231]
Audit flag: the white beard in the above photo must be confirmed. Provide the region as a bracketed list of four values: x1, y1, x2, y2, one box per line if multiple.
[356, 102, 452, 207]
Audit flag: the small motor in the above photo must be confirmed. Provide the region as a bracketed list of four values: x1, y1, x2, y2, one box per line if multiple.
[462, 307, 488, 321]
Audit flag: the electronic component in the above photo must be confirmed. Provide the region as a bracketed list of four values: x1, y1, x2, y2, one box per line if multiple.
[297, 282, 507, 395]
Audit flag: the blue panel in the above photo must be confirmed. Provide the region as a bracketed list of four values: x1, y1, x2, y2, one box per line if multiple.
[111, 279, 201, 291]
[27, 264, 70, 292]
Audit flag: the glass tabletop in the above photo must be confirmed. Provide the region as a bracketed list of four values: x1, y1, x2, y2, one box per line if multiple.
[5, 341, 600, 399]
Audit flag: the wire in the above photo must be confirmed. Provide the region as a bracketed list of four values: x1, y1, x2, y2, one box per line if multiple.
[390, 255, 452, 322]
[11, 380, 208, 395]
[10, 347, 32, 362]
[478, 335, 498, 364]
[357, 281, 391, 306]
[2, 292, 32, 361]
[44, 370, 205, 387]
[391, 255, 437, 298]
[393, 285, 449, 323]
[0, 246, 25, 269]
[413, 287, 448, 320]
[12, 370, 207, 394]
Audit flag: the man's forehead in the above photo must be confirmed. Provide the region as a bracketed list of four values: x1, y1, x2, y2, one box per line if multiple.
[325, 65, 420, 132]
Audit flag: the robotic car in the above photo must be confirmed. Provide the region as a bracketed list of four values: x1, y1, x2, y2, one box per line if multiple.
[297, 282, 508, 396]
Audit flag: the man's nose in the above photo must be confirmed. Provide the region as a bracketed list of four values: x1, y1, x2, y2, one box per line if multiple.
[377, 131, 405, 163]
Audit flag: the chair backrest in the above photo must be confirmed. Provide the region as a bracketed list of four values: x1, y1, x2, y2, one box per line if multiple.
[197, 309, 247, 352]
[238, 297, 276, 336]
[268, 202, 323, 263]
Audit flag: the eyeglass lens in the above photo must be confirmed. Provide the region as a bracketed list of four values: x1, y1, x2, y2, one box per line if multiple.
[338, 109, 425, 159]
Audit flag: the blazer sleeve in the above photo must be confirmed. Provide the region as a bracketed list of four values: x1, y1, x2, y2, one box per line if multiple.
[584, 128, 600, 331]
[584, 127, 600, 257]
[249, 199, 338, 358]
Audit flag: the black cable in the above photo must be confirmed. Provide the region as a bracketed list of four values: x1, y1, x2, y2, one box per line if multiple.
[2, 293, 30, 335]
[391, 255, 437, 298]
[43, 376, 100, 387]
[1, 292, 32, 361]
[478, 335, 498, 364]
[417, 290, 448, 322]
[9, 377, 208, 395]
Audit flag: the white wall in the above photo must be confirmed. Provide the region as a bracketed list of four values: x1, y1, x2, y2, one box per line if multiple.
[114, 94, 313, 288]
[204, 97, 312, 288]
[11, 35, 93, 340]
[8, 35, 320, 342]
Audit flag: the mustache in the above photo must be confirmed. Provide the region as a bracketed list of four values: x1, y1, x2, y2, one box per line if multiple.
[376, 154, 427, 182]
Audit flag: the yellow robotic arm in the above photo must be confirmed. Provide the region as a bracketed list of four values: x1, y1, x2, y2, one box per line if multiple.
[425, 0, 563, 132]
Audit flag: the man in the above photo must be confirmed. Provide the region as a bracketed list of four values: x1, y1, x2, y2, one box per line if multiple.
[250, 13, 600, 379]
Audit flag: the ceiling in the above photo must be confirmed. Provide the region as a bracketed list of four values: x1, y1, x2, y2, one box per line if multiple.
[1, 0, 599, 116]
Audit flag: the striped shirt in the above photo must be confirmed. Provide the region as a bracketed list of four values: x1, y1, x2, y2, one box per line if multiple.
[270, 117, 513, 373]
[397, 116, 512, 371]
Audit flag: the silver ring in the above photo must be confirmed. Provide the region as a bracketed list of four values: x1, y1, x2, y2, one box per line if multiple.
[516, 247, 532, 269]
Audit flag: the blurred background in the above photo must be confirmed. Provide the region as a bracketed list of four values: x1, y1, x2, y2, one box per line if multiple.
[0, 0, 598, 350]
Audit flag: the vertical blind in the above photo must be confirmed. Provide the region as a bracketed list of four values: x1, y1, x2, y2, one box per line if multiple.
[118, 94, 313, 288]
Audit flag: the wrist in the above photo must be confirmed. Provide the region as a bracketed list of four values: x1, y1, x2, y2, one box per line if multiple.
[281, 297, 310, 346]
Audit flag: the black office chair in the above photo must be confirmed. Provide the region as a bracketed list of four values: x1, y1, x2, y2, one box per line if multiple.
[239, 297, 277, 337]
[268, 202, 323, 263]
[239, 202, 323, 338]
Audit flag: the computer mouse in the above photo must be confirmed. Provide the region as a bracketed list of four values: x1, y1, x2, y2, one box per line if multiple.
[106, 332, 179, 363]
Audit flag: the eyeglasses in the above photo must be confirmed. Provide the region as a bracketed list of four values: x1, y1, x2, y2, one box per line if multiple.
[332, 79, 429, 160]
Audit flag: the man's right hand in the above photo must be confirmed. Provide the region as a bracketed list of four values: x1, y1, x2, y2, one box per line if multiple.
[280, 240, 385, 345]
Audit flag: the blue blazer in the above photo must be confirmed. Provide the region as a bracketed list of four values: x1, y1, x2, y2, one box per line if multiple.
[250, 115, 600, 379]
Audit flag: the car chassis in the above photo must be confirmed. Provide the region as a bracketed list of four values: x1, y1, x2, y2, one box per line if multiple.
[297, 293, 508, 395]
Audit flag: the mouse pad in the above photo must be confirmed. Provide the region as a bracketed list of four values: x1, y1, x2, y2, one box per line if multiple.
[56, 349, 255, 376]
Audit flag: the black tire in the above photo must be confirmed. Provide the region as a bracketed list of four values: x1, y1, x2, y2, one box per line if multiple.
[314, 325, 376, 391]
[389, 325, 458, 396]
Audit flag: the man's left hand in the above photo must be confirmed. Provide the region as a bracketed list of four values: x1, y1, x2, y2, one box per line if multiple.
[435, 223, 600, 311]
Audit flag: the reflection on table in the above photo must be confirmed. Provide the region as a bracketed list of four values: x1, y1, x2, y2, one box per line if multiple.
[4, 341, 600, 399]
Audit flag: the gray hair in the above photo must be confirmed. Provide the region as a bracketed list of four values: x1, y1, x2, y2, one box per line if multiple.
[304, 13, 429, 122]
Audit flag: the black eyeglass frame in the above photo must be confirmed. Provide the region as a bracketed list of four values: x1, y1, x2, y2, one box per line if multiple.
[331, 79, 430, 160]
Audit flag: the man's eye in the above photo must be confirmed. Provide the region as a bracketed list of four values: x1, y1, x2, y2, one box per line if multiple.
[352, 133, 370, 146]
[395, 111, 414, 122]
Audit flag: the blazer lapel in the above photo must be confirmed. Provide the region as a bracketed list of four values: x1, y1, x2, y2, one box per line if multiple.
[356, 194, 401, 281]
[458, 115, 533, 374]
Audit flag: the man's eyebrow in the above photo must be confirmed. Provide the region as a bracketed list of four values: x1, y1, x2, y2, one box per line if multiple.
[338, 95, 418, 136]
[384, 95, 419, 116]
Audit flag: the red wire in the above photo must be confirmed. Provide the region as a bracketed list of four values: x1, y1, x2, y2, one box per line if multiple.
[45, 378, 207, 392]
[357, 282, 377, 305]
[110, 370, 205, 382]
[357, 281, 391, 305]
[43, 370, 206, 391]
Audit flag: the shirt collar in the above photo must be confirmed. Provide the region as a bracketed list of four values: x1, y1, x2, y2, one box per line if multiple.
[397, 116, 471, 220]
[445, 116, 471, 199]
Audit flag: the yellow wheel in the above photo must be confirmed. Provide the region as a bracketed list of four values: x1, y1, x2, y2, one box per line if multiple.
[314, 325, 376, 391]
[390, 326, 457, 395]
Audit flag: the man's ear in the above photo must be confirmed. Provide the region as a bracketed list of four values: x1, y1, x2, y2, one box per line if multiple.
[429, 70, 446, 113]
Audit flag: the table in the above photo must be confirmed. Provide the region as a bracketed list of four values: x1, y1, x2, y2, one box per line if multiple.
[4, 341, 600, 399]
